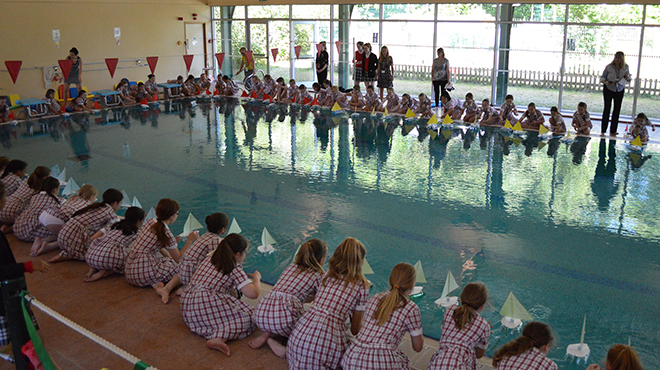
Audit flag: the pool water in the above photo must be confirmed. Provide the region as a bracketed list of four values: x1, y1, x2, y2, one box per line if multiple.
[4, 98, 659, 369]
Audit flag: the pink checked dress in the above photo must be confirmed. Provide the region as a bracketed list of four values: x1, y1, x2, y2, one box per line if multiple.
[124, 218, 178, 287]
[497, 347, 557, 370]
[0, 181, 37, 224]
[341, 292, 423, 370]
[286, 275, 370, 370]
[41, 196, 91, 224]
[1, 173, 21, 197]
[57, 204, 119, 260]
[428, 305, 490, 370]
[13, 192, 63, 242]
[85, 227, 139, 274]
[180, 258, 255, 340]
[252, 263, 323, 337]
[178, 232, 221, 286]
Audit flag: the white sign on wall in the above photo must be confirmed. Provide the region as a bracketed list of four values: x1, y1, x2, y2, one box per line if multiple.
[52, 30, 60, 42]
[114, 27, 121, 39]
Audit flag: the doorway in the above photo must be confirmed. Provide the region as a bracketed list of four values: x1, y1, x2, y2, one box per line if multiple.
[184, 23, 207, 76]
[292, 21, 318, 84]
[247, 21, 269, 75]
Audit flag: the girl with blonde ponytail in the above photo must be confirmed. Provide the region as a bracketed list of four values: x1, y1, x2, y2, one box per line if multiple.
[341, 263, 424, 370]
[287, 237, 371, 370]
[250, 238, 328, 357]
[429, 282, 490, 370]
[125, 198, 199, 304]
[492, 321, 557, 369]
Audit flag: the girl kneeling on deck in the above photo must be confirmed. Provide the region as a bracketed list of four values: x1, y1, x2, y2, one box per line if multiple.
[13, 177, 62, 243]
[341, 262, 424, 370]
[181, 233, 261, 356]
[492, 321, 557, 370]
[250, 238, 328, 358]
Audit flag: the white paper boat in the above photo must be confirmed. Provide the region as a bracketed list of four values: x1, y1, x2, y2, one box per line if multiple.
[499, 292, 533, 329]
[180, 213, 204, 237]
[567, 314, 590, 358]
[257, 227, 276, 254]
[132, 196, 142, 208]
[56, 168, 67, 185]
[50, 165, 61, 178]
[227, 218, 241, 235]
[435, 271, 460, 308]
[145, 207, 156, 220]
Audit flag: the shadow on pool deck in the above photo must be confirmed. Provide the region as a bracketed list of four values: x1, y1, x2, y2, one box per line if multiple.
[1, 235, 495, 370]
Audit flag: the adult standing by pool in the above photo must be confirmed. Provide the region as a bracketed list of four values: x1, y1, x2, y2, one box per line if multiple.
[600, 51, 631, 136]
[362, 43, 378, 90]
[431, 48, 451, 108]
[376, 46, 394, 100]
[316, 41, 329, 84]
[237, 47, 254, 81]
[63, 47, 83, 106]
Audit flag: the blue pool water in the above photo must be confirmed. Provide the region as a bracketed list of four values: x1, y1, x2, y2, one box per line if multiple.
[4, 99, 659, 369]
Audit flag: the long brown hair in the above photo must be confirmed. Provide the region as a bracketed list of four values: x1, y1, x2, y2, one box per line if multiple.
[294, 238, 327, 274]
[373, 263, 416, 326]
[492, 321, 554, 367]
[323, 237, 368, 287]
[211, 233, 249, 275]
[152, 198, 179, 248]
[27, 166, 51, 192]
[40, 177, 60, 202]
[73, 189, 122, 217]
[607, 344, 643, 370]
[378, 46, 392, 64]
[453, 282, 488, 330]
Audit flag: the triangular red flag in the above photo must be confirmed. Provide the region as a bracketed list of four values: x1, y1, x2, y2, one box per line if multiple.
[58, 59, 73, 81]
[241, 90, 248, 97]
[4, 61, 22, 84]
[93, 101, 101, 109]
[147, 56, 158, 74]
[294, 45, 302, 59]
[271, 48, 279, 62]
[244, 51, 254, 67]
[60, 104, 66, 112]
[183, 55, 194, 72]
[311, 96, 319, 106]
[195, 89, 201, 95]
[105, 58, 119, 78]
[263, 93, 272, 102]
[7, 111, 15, 120]
[213, 89, 219, 96]
[250, 91, 257, 99]
[304, 97, 311, 104]
[206, 89, 212, 95]
[316, 43, 323, 56]
[152, 94, 159, 102]
[140, 98, 149, 105]
[335, 40, 341, 53]
[215, 53, 225, 69]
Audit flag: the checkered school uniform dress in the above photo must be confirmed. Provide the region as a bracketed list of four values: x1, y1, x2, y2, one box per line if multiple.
[572, 111, 593, 130]
[57, 204, 119, 261]
[316, 89, 328, 104]
[385, 94, 400, 111]
[253, 263, 323, 337]
[13, 192, 63, 242]
[443, 98, 463, 116]
[145, 81, 158, 93]
[428, 305, 490, 370]
[124, 218, 178, 287]
[42, 196, 91, 224]
[1, 174, 21, 197]
[296, 90, 313, 105]
[497, 347, 557, 370]
[341, 292, 423, 370]
[85, 227, 138, 274]
[178, 232, 221, 286]
[286, 275, 370, 370]
[480, 106, 501, 125]
[551, 115, 566, 133]
[180, 258, 255, 340]
[521, 108, 543, 123]
[0, 181, 37, 225]
[287, 86, 298, 101]
[500, 101, 518, 123]
[463, 100, 478, 115]
[364, 93, 381, 109]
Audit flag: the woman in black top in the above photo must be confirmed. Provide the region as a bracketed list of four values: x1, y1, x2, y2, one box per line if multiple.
[316, 41, 329, 85]
[362, 43, 379, 90]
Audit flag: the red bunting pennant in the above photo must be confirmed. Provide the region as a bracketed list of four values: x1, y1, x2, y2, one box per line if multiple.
[316, 43, 323, 56]
[304, 97, 311, 104]
[140, 98, 149, 105]
[4, 61, 22, 84]
[241, 90, 248, 97]
[195, 89, 201, 95]
[183, 55, 194, 72]
[93, 101, 102, 109]
[147, 56, 158, 74]
[215, 53, 225, 69]
[8, 111, 15, 120]
[335, 40, 341, 53]
[244, 51, 254, 67]
[60, 104, 66, 112]
[263, 93, 272, 103]
[105, 58, 119, 78]
[271, 48, 279, 62]
[206, 89, 212, 95]
[250, 91, 257, 99]
[152, 93, 159, 102]
[294, 45, 302, 59]
[213, 89, 219, 96]
[311, 96, 319, 106]
[58, 59, 73, 81]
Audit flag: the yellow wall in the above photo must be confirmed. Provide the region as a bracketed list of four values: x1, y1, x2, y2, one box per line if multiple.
[0, 0, 211, 100]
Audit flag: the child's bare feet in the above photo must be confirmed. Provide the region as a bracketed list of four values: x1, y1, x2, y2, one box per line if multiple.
[84, 269, 112, 282]
[207, 338, 231, 356]
[175, 287, 184, 296]
[30, 237, 43, 256]
[84, 267, 97, 280]
[155, 285, 170, 304]
[36, 241, 59, 256]
[248, 331, 271, 349]
[48, 254, 72, 263]
[267, 338, 287, 358]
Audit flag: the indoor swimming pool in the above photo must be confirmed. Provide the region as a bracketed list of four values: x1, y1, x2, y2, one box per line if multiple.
[3, 98, 659, 369]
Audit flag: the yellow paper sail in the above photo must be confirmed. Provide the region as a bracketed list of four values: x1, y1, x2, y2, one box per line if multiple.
[538, 124, 549, 135]
[428, 129, 438, 140]
[500, 292, 534, 321]
[428, 114, 438, 125]
[414, 260, 427, 283]
[442, 114, 453, 125]
[442, 130, 452, 139]
[332, 102, 341, 112]
[504, 120, 513, 129]
[371, 107, 376, 116]
[512, 121, 523, 131]
[183, 213, 204, 235]
[631, 136, 642, 147]
[565, 131, 571, 138]
[363, 258, 374, 274]
[405, 109, 416, 118]
[384, 107, 389, 116]
[440, 271, 459, 299]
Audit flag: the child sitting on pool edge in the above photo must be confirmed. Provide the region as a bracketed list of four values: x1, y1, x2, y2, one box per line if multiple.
[629, 113, 654, 143]
[572, 102, 592, 135]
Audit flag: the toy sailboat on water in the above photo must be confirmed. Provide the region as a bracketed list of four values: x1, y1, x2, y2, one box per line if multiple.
[629, 136, 643, 152]
[538, 124, 550, 137]
[441, 114, 454, 129]
[61, 178, 80, 196]
[120, 190, 131, 208]
[257, 227, 276, 254]
[512, 121, 525, 136]
[362, 258, 374, 274]
[500, 292, 533, 329]
[131, 196, 142, 208]
[50, 165, 61, 178]
[566, 314, 590, 359]
[227, 218, 242, 235]
[411, 260, 426, 296]
[502, 119, 513, 132]
[435, 271, 459, 307]
[180, 213, 203, 237]
[56, 168, 67, 185]
[404, 109, 416, 121]
[145, 207, 156, 220]
[332, 102, 343, 115]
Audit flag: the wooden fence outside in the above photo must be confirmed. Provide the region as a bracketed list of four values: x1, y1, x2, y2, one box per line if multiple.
[393, 64, 660, 96]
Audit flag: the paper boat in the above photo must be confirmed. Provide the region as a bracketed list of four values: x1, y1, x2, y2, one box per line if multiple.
[435, 271, 460, 308]
[56, 168, 67, 185]
[50, 165, 61, 178]
[227, 218, 242, 235]
[538, 124, 550, 136]
[132, 196, 142, 208]
[441, 114, 453, 126]
[145, 207, 156, 220]
[180, 213, 204, 237]
[500, 292, 533, 329]
[363, 258, 374, 274]
[411, 260, 426, 296]
[566, 314, 590, 358]
[61, 178, 80, 196]
[120, 190, 131, 208]
[257, 227, 276, 254]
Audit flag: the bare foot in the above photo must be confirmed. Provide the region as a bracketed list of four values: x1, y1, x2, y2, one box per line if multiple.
[267, 338, 287, 359]
[48, 254, 72, 263]
[30, 237, 43, 256]
[36, 241, 59, 256]
[156, 286, 170, 304]
[207, 338, 231, 356]
[248, 331, 271, 349]
[84, 267, 97, 280]
[84, 270, 112, 282]
[175, 287, 184, 296]
[1, 225, 13, 234]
